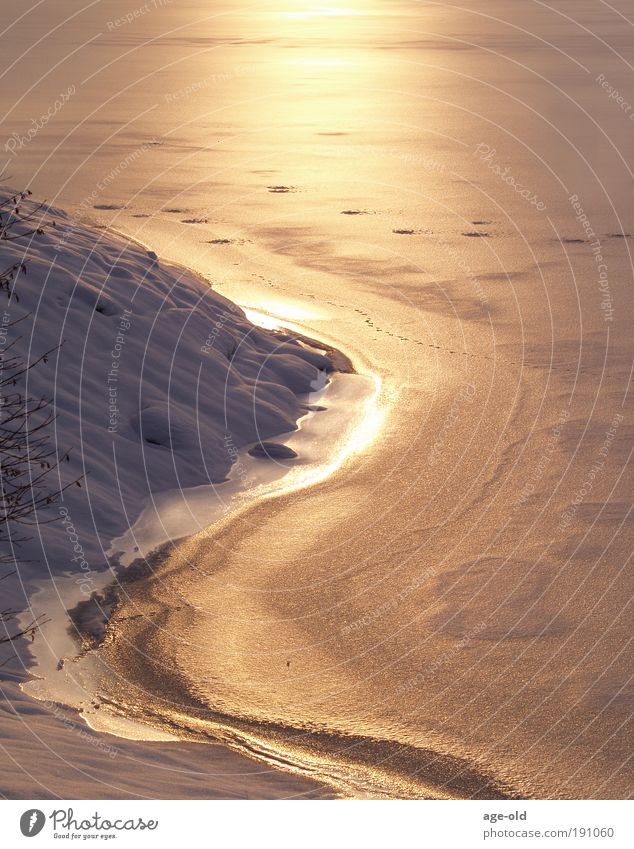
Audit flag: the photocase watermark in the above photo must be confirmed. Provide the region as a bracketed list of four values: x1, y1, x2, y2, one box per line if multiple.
[514, 408, 570, 510]
[395, 619, 488, 695]
[568, 194, 613, 321]
[43, 699, 118, 759]
[3, 86, 76, 158]
[596, 73, 634, 119]
[19, 807, 159, 837]
[165, 65, 259, 103]
[58, 507, 99, 596]
[474, 143, 547, 211]
[427, 382, 477, 467]
[20, 809, 45, 837]
[0, 309, 10, 403]
[555, 411, 624, 533]
[223, 432, 250, 488]
[107, 0, 172, 31]
[107, 308, 133, 433]
[341, 564, 439, 636]
[201, 311, 236, 356]
[436, 240, 490, 310]
[55, 140, 158, 251]
[315, 141, 445, 173]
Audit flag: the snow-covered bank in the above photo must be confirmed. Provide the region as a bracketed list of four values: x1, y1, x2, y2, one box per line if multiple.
[0, 189, 356, 798]
[0, 189, 333, 583]
[19, 367, 379, 724]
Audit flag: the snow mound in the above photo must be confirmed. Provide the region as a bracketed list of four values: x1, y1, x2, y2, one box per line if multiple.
[248, 442, 299, 460]
[0, 190, 332, 574]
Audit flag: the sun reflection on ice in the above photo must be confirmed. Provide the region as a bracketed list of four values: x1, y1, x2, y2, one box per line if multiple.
[243, 299, 326, 330]
[244, 302, 386, 482]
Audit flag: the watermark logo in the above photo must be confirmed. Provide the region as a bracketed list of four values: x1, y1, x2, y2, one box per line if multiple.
[4, 86, 76, 157]
[473, 143, 547, 211]
[19, 809, 45, 837]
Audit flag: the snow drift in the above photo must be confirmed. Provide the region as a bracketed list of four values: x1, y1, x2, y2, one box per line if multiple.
[0, 190, 332, 575]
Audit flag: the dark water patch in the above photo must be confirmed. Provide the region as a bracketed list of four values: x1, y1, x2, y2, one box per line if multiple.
[93, 203, 126, 210]
[267, 185, 298, 193]
[462, 231, 490, 238]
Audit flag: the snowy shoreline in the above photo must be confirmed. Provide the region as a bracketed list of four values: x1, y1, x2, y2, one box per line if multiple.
[1, 190, 341, 582]
[20, 365, 378, 714]
[1, 190, 375, 798]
